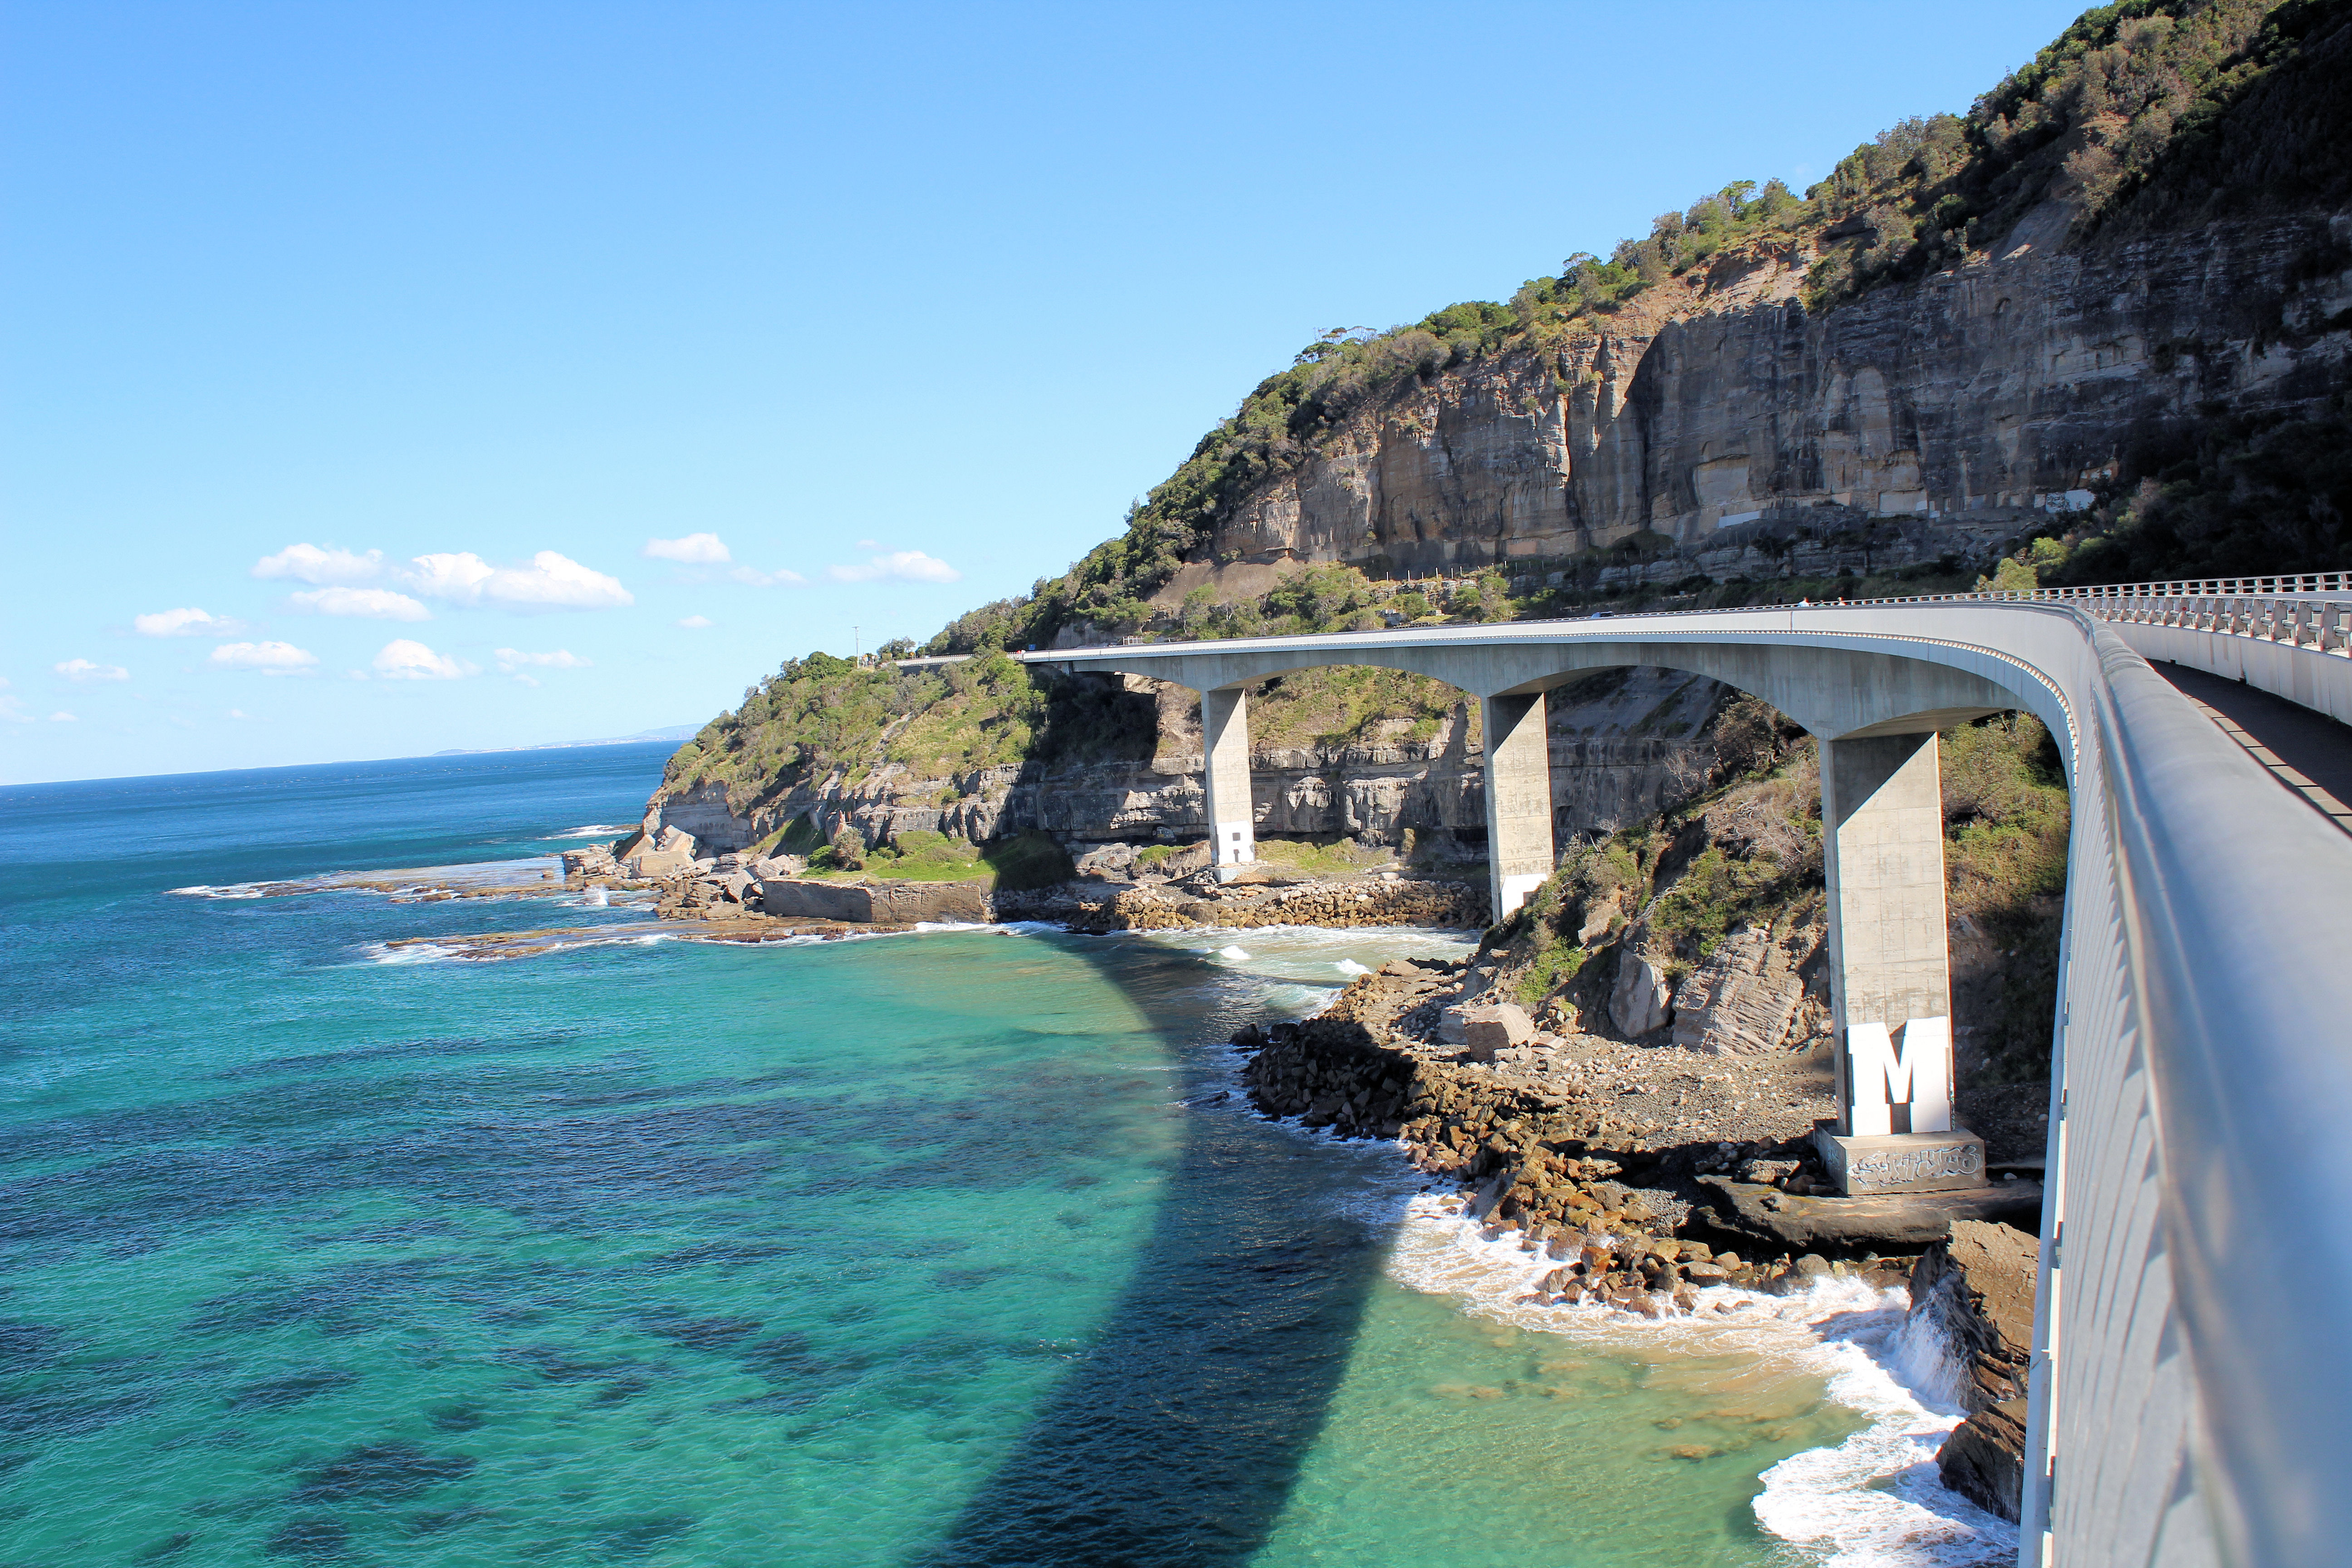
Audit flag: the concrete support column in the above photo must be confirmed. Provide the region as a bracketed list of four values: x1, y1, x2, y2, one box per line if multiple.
[1480, 691, 1555, 921]
[1821, 731, 1955, 1137]
[1201, 686, 1255, 876]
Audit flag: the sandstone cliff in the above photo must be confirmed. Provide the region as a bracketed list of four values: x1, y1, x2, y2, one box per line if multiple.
[1159, 216, 2350, 593]
[652, 664, 1744, 862]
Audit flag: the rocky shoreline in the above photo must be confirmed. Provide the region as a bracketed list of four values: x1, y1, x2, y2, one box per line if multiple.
[557, 829, 1492, 935]
[1235, 950, 2040, 1521]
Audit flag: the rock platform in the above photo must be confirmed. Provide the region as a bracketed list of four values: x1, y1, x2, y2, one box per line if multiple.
[1696, 1174, 2042, 1250]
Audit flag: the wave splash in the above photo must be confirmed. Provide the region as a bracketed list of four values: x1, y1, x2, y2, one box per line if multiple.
[1382, 1198, 2016, 1566]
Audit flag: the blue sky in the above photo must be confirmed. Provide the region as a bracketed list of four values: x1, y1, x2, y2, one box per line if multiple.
[1, 0, 2090, 784]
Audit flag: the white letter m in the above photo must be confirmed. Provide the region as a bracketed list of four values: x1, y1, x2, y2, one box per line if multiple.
[1846, 1017, 1953, 1136]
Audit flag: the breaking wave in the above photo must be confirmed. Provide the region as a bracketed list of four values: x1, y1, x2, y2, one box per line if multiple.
[1382, 1197, 2017, 1566]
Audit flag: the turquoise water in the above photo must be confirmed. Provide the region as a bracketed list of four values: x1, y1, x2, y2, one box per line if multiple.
[0, 747, 2011, 1565]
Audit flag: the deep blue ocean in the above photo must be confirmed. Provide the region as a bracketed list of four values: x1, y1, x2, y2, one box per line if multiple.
[0, 744, 2012, 1566]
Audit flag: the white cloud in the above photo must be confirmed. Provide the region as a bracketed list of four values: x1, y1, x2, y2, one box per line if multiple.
[228, 708, 251, 720]
[827, 550, 962, 585]
[209, 641, 320, 674]
[643, 532, 731, 564]
[402, 550, 632, 610]
[856, 539, 881, 550]
[373, 639, 475, 680]
[135, 607, 245, 637]
[0, 695, 30, 724]
[494, 647, 590, 674]
[730, 565, 808, 588]
[253, 543, 385, 584]
[289, 586, 432, 621]
[677, 614, 715, 629]
[55, 658, 130, 682]
[48, 710, 77, 722]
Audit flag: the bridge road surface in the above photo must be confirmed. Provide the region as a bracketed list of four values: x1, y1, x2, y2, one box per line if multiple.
[2152, 659, 2352, 835]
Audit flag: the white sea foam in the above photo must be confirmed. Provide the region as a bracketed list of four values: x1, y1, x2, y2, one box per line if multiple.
[1256, 982, 1339, 1016]
[1142, 924, 1473, 975]
[1215, 945, 1252, 961]
[555, 823, 634, 838]
[362, 941, 458, 965]
[1377, 1195, 2017, 1567]
[167, 855, 566, 904]
[1335, 958, 1372, 975]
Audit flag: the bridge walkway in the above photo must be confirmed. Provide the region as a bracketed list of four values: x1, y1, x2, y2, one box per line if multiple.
[2152, 660, 2352, 836]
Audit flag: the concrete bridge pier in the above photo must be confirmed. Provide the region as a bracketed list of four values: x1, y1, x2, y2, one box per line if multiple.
[1482, 691, 1557, 920]
[1817, 730, 1975, 1191]
[1822, 732, 1957, 1045]
[1201, 686, 1256, 879]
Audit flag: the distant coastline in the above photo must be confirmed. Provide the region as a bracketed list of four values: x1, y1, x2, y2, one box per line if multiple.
[431, 723, 700, 757]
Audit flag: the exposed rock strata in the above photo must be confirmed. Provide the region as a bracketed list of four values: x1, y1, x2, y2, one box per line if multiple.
[1668, 924, 1815, 1054]
[1910, 1220, 2042, 1523]
[1937, 1401, 2029, 1525]
[1914, 1220, 2039, 1411]
[1696, 1174, 2043, 1251]
[756, 877, 992, 925]
[646, 666, 1744, 863]
[1034, 876, 1486, 934]
[1182, 218, 2352, 577]
[577, 850, 1491, 936]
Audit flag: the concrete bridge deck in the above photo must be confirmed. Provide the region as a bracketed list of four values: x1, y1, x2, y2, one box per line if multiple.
[1018, 578, 2352, 1568]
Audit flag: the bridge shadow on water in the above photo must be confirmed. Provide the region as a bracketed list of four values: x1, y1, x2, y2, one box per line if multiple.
[910, 939, 1401, 1568]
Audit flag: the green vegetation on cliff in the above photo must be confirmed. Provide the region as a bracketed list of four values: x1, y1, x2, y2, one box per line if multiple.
[671, 565, 1483, 821]
[801, 828, 1075, 891]
[663, 649, 1155, 812]
[1803, 0, 2352, 306]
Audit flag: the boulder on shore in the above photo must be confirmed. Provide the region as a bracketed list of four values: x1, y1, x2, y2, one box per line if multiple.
[1911, 1220, 2039, 1524]
[1609, 948, 1672, 1036]
[628, 824, 700, 878]
[1460, 1003, 1535, 1061]
[1668, 924, 1811, 1054]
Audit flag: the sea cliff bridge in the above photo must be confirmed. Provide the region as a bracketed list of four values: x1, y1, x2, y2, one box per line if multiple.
[1025, 573, 2352, 1568]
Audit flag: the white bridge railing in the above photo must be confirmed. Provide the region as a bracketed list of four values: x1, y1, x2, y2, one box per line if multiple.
[2011, 576, 2352, 656]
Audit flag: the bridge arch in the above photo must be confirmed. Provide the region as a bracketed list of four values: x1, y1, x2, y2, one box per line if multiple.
[1054, 629, 2056, 1157]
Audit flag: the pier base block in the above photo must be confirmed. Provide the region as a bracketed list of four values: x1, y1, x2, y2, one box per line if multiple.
[1814, 1125, 1988, 1196]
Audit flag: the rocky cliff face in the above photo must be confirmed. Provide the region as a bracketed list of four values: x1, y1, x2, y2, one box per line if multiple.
[1170, 217, 2351, 584]
[650, 666, 1745, 859]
